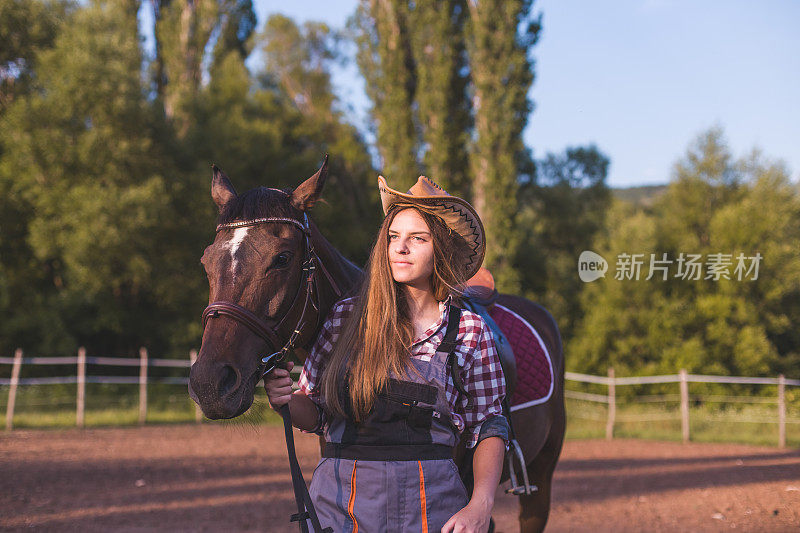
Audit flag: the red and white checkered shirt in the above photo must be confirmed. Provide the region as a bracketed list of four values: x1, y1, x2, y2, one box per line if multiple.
[298, 296, 507, 448]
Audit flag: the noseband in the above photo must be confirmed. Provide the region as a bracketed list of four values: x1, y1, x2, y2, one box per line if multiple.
[200, 213, 338, 373]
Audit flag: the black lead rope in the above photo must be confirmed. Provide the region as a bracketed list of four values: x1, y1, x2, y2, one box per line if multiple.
[278, 404, 331, 533]
[267, 360, 332, 533]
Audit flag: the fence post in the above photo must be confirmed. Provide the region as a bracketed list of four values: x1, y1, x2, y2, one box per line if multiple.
[680, 369, 690, 443]
[139, 347, 148, 425]
[778, 374, 786, 449]
[189, 349, 202, 423]
[5, 349, 23, 431]
[606, 368, 615, 440]
[76, 347, 86, 428]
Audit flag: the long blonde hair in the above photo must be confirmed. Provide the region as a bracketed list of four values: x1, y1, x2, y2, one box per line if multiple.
[321, 206, 472, 421]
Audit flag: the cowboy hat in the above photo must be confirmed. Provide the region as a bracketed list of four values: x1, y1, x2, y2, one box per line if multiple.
[378, 175, 485, 279]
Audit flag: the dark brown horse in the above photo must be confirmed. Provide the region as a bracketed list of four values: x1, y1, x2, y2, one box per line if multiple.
[189, 159, 565, 532]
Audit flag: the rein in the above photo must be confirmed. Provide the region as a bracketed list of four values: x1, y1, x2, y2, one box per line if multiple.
[200, 212, 337, 533]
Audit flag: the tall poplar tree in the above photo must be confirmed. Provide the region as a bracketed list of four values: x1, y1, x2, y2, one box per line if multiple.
[466, 0, 541, 290]
[151, 0, 255, 135]
[408, 0, 471, 196]
[351, 0, 419, 181]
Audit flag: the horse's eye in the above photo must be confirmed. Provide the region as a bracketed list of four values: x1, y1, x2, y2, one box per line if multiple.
[273, 252, 291, 268]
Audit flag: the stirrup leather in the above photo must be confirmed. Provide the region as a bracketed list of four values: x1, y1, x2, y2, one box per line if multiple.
[505, 438, 538, 496]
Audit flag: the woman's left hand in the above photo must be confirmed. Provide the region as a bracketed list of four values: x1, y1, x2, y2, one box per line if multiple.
[440, 499, 492, 533]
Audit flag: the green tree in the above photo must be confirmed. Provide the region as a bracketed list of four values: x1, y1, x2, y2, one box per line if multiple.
[1, 0, 195, 356]
[151, 0, 256, 135]
[517, 145, 611, 340]
[571, 128, 800, 380]
[351, 0, 419, 181]
[261, 15, 338, 117]
[258, 14, 379, 261]
[0, 0, 74, 354]
[568, 202, 668, 375]
[708, 156, 800, 374]
[0, 0, 73, 113]
[465, 0, 541, 290]
[408, 0, 471, 196]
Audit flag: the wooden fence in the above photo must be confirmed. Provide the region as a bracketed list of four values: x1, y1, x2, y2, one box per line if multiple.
[566, 369, 800, 448]
[3, 350, 799, 447]
[2, 347, 202, 430]
[1, 347, 308, 430]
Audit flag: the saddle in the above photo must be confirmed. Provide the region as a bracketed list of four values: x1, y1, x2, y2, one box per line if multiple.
[462, 268, 534, 497]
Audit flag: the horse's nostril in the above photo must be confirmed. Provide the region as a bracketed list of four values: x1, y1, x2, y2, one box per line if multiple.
[218, 364, 240, 397]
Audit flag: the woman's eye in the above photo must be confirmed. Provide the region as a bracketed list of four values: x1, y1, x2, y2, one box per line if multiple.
[389, 234, 398, 240]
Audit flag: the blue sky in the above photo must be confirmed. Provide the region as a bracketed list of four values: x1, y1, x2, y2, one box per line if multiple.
[248, 0, 799, 187]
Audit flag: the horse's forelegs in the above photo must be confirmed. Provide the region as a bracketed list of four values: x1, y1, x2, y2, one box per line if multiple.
[518, 412, 565, 533]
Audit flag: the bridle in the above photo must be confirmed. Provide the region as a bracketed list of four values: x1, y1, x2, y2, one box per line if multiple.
[200, 212, 341, 374]
[199, 209, 338, 533]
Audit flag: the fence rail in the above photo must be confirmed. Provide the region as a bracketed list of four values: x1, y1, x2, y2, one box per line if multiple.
[2, 350, 798, 447]
[566, 369, 798, 448]
[0, 347, 301, 430]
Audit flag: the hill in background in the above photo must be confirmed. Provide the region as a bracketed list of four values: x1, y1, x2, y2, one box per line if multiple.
[611, 184, 668, 207]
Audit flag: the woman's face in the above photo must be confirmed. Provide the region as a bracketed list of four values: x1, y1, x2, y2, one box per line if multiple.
[387, 208, 435, 291]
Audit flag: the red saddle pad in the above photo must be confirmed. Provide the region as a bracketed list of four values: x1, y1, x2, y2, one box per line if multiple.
[488, 304, 554, 410]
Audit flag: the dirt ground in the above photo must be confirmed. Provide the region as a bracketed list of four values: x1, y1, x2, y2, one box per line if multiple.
[1, 424, 799, 532]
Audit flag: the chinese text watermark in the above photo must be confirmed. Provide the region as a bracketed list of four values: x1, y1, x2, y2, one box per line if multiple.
[578, 251, 762, 282]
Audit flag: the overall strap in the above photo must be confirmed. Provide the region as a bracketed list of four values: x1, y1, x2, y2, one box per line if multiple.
[437, 305, 474, 410]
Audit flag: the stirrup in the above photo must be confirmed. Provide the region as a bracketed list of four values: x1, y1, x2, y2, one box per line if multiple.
[505, 438, 538, 496]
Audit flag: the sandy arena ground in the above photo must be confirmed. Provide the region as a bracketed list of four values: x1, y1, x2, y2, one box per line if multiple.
[2, 424, 799, 532]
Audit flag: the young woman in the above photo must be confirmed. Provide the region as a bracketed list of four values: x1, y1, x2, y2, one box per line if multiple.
[265, 176, 510, 533]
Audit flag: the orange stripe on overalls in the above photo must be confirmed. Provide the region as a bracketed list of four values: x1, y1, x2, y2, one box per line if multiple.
[348, 461, 358, 532]
[418, 461, 428, 533]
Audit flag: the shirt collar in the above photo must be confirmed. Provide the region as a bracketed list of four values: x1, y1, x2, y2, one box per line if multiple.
[410, 294, 453, 346]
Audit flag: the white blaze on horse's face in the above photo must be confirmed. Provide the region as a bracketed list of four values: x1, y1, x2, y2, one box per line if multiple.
[225, 227, 249, 282]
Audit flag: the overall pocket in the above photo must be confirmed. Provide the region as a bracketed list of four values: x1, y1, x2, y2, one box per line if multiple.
[446, 458, 471, 500]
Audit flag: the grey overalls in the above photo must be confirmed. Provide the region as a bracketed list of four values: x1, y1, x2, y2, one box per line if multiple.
[308, 307, 469, 533]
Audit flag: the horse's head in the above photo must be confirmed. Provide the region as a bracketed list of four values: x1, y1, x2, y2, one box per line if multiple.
[189, 158, 328, 419]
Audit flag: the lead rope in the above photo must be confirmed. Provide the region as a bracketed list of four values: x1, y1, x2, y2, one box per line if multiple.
[276, 393, 332, 533]
[264, 276, 331, 532]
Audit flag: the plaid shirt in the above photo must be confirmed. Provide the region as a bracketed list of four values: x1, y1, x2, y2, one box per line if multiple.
[298, 296, 507, 448]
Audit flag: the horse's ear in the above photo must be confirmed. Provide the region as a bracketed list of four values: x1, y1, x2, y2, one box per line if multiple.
[290, 155, 329, 211]
[211, 164, 237, 213]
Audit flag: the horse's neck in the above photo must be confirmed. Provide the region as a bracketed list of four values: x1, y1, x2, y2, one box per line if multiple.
[309, 220, 362, 313]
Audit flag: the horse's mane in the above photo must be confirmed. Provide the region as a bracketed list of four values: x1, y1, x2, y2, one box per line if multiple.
[217, 186, 298, 225]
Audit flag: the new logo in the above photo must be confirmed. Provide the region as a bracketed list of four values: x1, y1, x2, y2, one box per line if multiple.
[578, 250, 608, 282]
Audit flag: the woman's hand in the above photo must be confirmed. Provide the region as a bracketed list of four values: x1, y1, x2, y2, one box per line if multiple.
[263, 361, 294, 410]
[440, 497, 492, 533]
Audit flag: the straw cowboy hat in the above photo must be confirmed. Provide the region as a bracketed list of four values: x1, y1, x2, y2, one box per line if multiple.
[378, 175, 485, 280]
